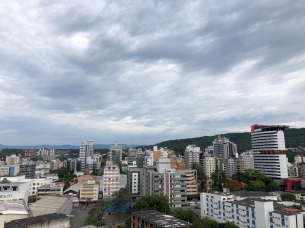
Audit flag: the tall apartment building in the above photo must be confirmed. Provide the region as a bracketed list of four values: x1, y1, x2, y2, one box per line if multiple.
[228, 157, 244, 178]
[213, 136, 237, 159]
[6, 154, 20, 165]
[127, 167, 143, 196]
[184, 145, 200, 169]
[251, 124, 288, 178]
[24, 150, 36, 160]
[144, 158, 188, 208]
[79, 179, 100, 203]
[127, 148, 137, 165]
[179, 169, 198, 195]
[79, 137, 94, 171]
[202, 156, 215, 178]
[103, 161, 119, 198]
[240, 151, 254, 170]
[108, 141, 122, 165]
[19, 164, 36, 178]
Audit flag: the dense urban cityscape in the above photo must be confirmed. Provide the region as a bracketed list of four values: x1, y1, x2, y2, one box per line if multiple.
[1, 1, 305, 228]
[0, 124, 304, 227]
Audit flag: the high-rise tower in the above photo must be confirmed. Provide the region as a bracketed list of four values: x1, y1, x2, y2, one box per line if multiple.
[251, 124, 288, 178]
[79, 137, 94, 171]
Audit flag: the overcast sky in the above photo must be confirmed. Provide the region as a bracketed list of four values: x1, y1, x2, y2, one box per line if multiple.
[0, 1, 305, 145]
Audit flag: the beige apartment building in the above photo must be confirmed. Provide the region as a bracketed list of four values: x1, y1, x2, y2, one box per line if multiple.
[203, 156, 215, 178]
[179, 169, 198, 195]
[103, 161, 119, 198]
[80, 179, 100, 202]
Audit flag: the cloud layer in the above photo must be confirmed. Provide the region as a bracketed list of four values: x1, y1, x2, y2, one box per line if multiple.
[0, 0, 305, 145]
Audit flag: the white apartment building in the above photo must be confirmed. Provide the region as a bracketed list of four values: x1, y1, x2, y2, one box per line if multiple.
[200, 191, 303, 228]
[79, 137, 94, 171]
[251, 125, 288, 178]
[203, 156, 215, 178]
[103, 161, 119, 198]
[184, 145, 200, 169]
[0, 191, 29, 205]
[0, 165, 10, 176]
[213, 136, 237, 159]
[38, 148, 55, 156]
[145, 154, 154, 166]
[241, 152, 254, 170]
[29, 178, 53, 195]
[80, 179, 100, 202]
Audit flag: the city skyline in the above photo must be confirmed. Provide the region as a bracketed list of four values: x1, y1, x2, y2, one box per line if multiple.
[1, 1, 305, 145]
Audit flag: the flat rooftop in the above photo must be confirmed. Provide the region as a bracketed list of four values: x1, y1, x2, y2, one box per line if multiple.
[133, 210, 191, 228]
[30, 196, 71, 216]
[0, 200, 29, 215]
[4, 213, 68, 228]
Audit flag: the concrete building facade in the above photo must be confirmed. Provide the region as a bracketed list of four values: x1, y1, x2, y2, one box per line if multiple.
[184, 145, 200, 169]
[79, 137, 94, 171]
[103, 161, 119, 198]
[251, 125, 288, 179]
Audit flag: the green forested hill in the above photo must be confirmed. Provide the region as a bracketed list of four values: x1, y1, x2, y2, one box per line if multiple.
[153, 128, 305, 154]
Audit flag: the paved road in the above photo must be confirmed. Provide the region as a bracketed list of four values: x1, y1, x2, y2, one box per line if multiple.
[70, 208, 89, 228]
[188, 205, 201, 217]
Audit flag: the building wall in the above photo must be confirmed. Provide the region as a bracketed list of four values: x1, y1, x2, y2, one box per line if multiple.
[4, 214, 29, 223]
[184, 145, 200, 169]
[251, 125, 288, 178]
[0, 191, 28, 204]
[80, 180, 99, 202]
[27, 217, 70, 228]
[179, 170, 198, 195]
[203, 156, 215, 179]
[200, 192, 303, 228]
[103, 162, 119, 198]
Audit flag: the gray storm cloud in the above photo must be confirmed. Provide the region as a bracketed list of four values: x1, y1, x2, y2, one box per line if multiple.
[0, 0, 304, 145]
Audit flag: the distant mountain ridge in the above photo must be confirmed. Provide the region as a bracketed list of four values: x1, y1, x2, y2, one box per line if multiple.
[0, 144, 141, 150]
[154, 128, 305, 153]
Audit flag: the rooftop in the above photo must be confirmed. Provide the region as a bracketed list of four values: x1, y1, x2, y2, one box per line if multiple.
[64, 183, 81, 194]
[30, 196, 72, 216]
[234, 190, 274, 197]
[0, 200, 29, 215]
[4, 213, 68, 228]
[228, 198, 302, 216]
[132, 210, 191, 228]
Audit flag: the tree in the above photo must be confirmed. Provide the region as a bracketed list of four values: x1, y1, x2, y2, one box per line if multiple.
[245, 180, 265, 191]
[232, 169, 280, 192]
[85, 200, 109, 227]
[170, 208, 197, 223]
[191, 162, 207, 191]
[111, 189, 132, 211]
[132, 194, 170, 214]
[219, 222, 239, 228]
[192, 218, 238, 228]
[281, 193, 296, 201]
[124, 217, 131, 228]
[192, 217, 219, 228]
[56, 167, 70, 179]
[223, 180, 242, 191]
[211, 171, 227, 190]
[265, 182, 280, 192]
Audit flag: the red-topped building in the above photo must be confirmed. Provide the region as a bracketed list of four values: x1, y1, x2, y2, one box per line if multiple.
[251, 124, 289, 179]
